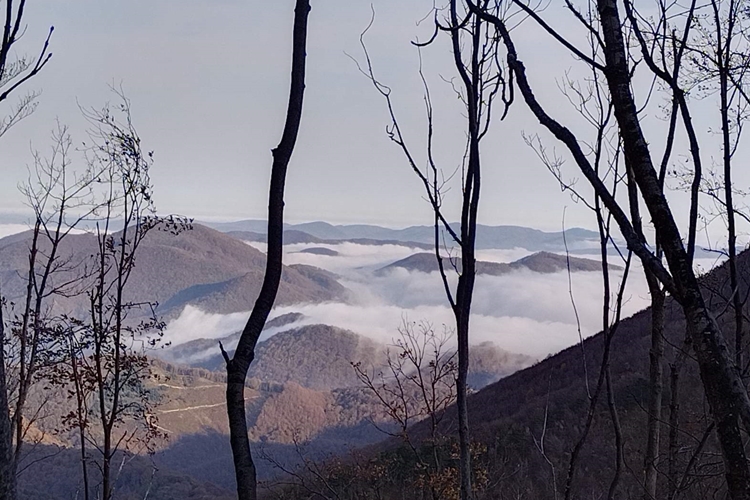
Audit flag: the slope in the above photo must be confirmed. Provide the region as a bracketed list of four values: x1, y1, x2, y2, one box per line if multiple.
[398, 252, 747, 498]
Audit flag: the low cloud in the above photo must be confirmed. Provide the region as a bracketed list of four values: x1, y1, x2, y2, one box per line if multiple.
[267, 302, 605, 358]
[161, 306, 314, 362]
[165, 240, 653, 359]
[283, 241, 429, 274]
[162, 306, 249, 346]
[0, 223, 96, 241]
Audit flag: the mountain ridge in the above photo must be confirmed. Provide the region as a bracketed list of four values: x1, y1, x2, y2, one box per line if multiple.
[206, 220, 602, 251]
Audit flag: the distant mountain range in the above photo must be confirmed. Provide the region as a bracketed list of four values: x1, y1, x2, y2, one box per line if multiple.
[376, 250, 617, 276]
[5, 216, 648, 498]
[0, 221, 616, 325]
[207, 220, 602, 251]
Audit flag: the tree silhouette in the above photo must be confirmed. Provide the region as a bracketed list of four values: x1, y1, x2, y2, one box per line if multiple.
[469, 0, 750, 497]
[357, 3, 511, 496]
[0, 2, 53, 499]
[223, 2, 310, 499]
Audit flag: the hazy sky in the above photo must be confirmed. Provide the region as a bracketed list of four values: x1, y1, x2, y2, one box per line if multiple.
[1, 1, 747, 237]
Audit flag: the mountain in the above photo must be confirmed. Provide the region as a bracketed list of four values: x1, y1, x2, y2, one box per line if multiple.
[0, 223, 348, 318]
[376, 251, 615, 276]
[512, 250, 613, 272]
[206, 220, 602, 251]
[163, 324, 384, 388]
[245, 325, 383, 391]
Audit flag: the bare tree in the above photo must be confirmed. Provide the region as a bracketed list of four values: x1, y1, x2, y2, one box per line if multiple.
[357, 3, 510, 497]
[686, 0, 750, 368]
[353, 320, 459, 500]
[223, 2, 310, 499]
[48, 96, 181, 500]
[0, 2, 53, 498]
[263, 321, 461, 500]
[0, 123, 102, 485]
[527, 44, 635, 496]
[469, 0, 750, 497]
[617, 4, 697, 495]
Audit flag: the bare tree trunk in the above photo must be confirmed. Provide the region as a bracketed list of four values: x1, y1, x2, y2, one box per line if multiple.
[717, 22, 744, 367]
[627, 155, 667, 500]
[454, 299, 473, 500]
[102, 431, 112, 500]
[667, 340, 689, 499]
[0, 288, 16, 500]
[12, 223, 39, 466]
[472, 0, 750, 496]
[225, 3, 310, 499]
[447, 7, 487, 497]
[605, 366, 624, 500]
[725, 137, 743, 370]
[595, 1, 750, 496]
[667, 366, 680, 499]
[69, 337, 90, 500]
[643, 279, 665, 500]
[13, 212, 66, 471]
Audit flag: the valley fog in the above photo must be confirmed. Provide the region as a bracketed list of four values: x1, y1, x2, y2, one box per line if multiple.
[165, 237, 653, 359]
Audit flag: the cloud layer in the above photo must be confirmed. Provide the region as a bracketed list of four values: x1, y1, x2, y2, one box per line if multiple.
[165, 240, 653, 359]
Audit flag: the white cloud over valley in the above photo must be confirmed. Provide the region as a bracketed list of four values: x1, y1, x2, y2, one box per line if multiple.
[164, 241, 653, 359]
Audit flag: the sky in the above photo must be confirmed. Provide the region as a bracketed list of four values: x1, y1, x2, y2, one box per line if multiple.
[0, 1, 748, 240]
